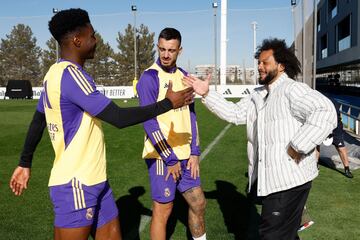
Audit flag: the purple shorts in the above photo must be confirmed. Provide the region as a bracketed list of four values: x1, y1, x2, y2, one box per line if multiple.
[145, 159, 201, 203]
[49, 179, 118, 228]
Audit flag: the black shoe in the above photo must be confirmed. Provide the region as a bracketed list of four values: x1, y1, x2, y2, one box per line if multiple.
[344, 167, 353, 178]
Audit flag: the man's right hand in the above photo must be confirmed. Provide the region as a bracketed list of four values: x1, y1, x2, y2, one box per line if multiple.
[165, 161, 182, 182]
[165, 80, 194, 109]
[287, 145, 303, 164]
[183, 74, 211, 97]
[9, 166, 31, 196]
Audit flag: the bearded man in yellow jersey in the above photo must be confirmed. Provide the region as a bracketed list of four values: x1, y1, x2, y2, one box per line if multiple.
[137, 28, 206, 240]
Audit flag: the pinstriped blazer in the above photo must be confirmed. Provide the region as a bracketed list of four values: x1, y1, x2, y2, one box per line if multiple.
[203, 73, 337, 196]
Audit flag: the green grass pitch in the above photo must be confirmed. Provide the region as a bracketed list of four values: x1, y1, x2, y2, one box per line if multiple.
[0, 99, 359, 240]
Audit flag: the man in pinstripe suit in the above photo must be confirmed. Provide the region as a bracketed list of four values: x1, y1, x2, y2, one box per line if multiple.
[184, 38, 337, 239]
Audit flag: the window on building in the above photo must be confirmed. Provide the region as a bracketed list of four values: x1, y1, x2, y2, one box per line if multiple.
[321, 34, 328, 59]
[317, 10, 321, 31]
[328, 0, 337, 19]
[337, 15, 351, 52]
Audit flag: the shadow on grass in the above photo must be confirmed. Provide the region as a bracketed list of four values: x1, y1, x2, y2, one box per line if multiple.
[116, 186, 152, 240]
[163, 180, 261, 240]
[318, 157, 346, 176]
[205, 180, 261, 240]
[166, 193, 193, 240]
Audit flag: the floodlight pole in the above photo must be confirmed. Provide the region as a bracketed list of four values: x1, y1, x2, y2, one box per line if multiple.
[251, 21, 258, 85]
[220, 0, 227, 86]
[291, 0, 297, 52]
[313, 0, 317, 89]
[131, 5, 137, 82]
[302, 0, 306, 83]
[212, 2, 218, 91]
[52, 8, 59, 62]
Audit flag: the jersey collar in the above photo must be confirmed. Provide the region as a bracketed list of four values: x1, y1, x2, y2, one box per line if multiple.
[156, 58, 177, 73]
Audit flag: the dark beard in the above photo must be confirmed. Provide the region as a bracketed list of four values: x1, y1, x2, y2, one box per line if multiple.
[258, 68, 278, 85]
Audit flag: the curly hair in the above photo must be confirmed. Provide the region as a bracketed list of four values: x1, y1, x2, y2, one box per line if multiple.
[255, 38, 301, 79]
[48, 8, 90, 44]
[158, 28, 182, 45]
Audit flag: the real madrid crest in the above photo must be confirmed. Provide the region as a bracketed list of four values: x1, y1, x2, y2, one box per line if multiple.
[86, 208, 94, 220]
[164, 187, 171, 197]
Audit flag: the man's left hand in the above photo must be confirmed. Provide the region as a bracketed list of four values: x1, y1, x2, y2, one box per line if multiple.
[186, 155, 200, 179]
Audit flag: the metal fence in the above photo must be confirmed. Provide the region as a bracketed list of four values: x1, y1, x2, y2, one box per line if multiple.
[339, 101, 360, 137]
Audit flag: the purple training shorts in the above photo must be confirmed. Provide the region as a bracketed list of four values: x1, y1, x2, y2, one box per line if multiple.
[145, 159, 201, 203]
[49, 179, 118, 229]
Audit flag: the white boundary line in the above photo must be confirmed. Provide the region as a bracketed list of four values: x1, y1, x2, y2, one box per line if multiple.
[137, 123, 232, 236]
[200, 124, 232, 162]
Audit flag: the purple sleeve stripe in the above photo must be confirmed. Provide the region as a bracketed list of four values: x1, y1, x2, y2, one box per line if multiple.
[152, 131, 171, 157]
[42, 97, 46, 108]
[136, 69, 159, 106]
[152, 132, 164, 154]
[189, 103, 201, 155]
[155, 130, 172, 155]
[61, 68, 111, 117]
[43, 81, 52, 109]
[75, 68, 94, 92]
[71, 66, 94, 93]
[68, 67, 92, 95]
[69, 66, 94, 92]
[154, 131, 171, 157]
[36, 92, 45, 113]
[68, 67, 91, 95]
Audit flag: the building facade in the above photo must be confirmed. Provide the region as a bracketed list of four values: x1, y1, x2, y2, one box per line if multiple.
[194, 64, 256, 85]
[316, 0, 360, 86]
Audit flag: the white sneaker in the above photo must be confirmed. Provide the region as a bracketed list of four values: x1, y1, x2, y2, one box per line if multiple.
[298, 220, 315, 232]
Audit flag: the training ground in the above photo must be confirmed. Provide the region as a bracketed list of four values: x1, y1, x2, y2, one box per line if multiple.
[1, 99, 359, 240]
